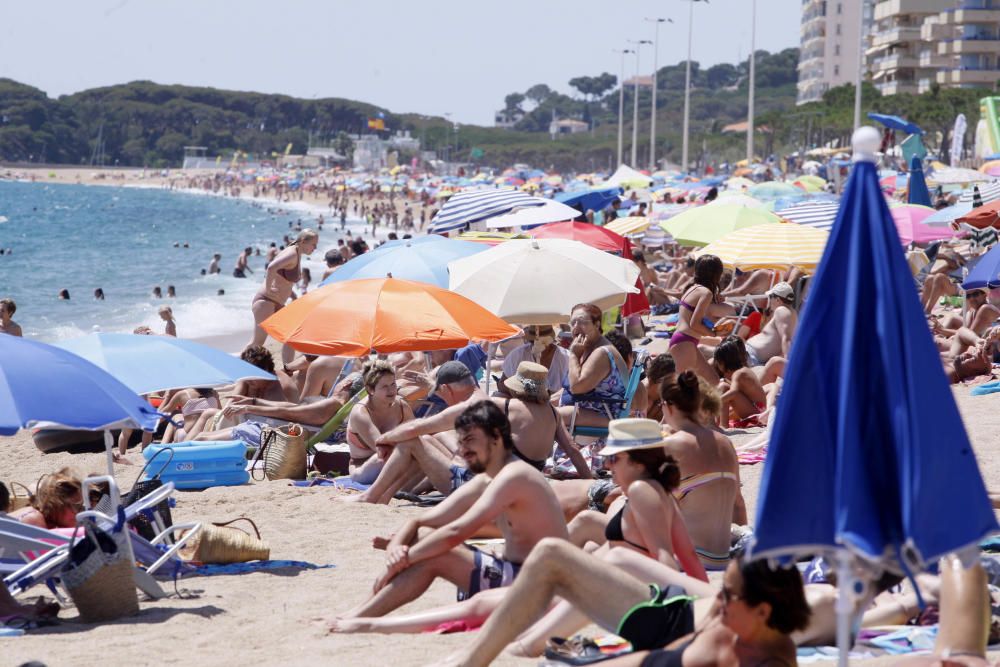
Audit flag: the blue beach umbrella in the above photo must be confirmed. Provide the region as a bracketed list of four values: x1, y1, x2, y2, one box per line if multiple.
[319, 236, 486, 289]
[867, 112, 923, 135]
[555, 187, 622, 213]
[923, 202, 973, 228]
[962, 243, 1000, 290]
[0, 335, 160, 473]
[56, 333, 275, 395]
[907, 156, 932, 207]
[751, 128, 997, 665]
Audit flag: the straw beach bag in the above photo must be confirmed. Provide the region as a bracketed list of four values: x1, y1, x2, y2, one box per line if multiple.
[254, 423, 307, 481]
[61, 518, 138, 622]
[8, 482, 34, 511]
[183, 518, 270, 564]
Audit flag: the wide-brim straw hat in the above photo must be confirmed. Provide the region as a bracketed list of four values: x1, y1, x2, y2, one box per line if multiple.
[503, 361, 549, 400]
[598, 418, 668, 456]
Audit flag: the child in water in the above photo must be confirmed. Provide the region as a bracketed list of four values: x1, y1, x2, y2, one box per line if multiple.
[158, 306, 177, 337]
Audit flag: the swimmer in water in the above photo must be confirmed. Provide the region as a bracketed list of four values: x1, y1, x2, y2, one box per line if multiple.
[158, 306, 177, 337]
[167, 285, 176, 298]
[152, 286, 163, 299]
[94, 288, 105, 300]
[58, 289, 70, 300]
[0, 298, 23, 337]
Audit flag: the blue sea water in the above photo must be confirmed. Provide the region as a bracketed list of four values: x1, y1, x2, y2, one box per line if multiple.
[0, 180, 353, 344]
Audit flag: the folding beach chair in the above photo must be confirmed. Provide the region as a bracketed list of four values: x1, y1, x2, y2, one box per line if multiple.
[2, 477, 199, 599]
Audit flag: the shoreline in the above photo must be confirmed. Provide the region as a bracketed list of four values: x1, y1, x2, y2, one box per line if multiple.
[2, 168, 416, 350]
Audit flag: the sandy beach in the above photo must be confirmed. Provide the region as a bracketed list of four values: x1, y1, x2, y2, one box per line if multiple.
[2, 385, 996, 666]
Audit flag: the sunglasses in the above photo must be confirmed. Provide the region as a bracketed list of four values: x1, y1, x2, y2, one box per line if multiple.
[720, 585, 743, 605]
[606, 454, 621, 465]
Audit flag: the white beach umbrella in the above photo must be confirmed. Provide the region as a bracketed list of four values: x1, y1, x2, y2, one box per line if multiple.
[929, 167, 992, 185]
[485, 198, 582, 229]
[447, 238, 640, 324]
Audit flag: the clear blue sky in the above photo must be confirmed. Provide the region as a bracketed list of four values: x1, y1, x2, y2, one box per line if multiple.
[1, 0, 801, 125]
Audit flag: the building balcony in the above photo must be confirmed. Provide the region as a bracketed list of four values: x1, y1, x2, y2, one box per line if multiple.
[871, 53, 920, 70]
[938, 38, 1000, 55]
[871, 26, 922, 47]
[921, 22, 956, 41]
[874, 0, 951, 21]
[937, 67, 1000, 85]
[875, 79, 919, 95]
[936, 9, 1000, 25]
[919, 51, 951, 68]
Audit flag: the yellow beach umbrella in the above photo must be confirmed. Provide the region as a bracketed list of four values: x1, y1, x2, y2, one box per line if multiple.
[661, 204, 781, 247]
[694, 222, 829, 272]
[725, 176, 755, 190]
[605, 216, 652, 236]
[793, 175, 827, 193]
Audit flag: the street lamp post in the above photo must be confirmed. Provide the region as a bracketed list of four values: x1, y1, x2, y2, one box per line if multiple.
[854, 0, 868, 130]
[614, 49, 633, 167]
[681, 0, 708, 174]
[747, 0, 757, 165]
[646, 18, 671, 171]
[629, 39, 652, 167]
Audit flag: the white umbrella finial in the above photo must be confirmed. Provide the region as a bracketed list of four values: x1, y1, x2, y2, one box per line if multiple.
[852, 126, 881, 164]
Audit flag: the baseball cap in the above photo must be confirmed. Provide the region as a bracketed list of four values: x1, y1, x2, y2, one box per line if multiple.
[431, 361, 473, 393]
[766, 282, 794, 301]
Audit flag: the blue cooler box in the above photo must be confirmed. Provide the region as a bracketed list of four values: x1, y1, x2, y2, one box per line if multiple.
[142, 440, 250, 490]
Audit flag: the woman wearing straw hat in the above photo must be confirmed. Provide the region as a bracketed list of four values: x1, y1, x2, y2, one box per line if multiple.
[503, 362, 591, 479]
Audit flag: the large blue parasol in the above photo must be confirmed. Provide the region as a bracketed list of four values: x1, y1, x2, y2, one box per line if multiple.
[751, 127, 997, 665]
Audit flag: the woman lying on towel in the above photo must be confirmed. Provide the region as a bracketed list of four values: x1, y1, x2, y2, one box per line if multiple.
[328, 418, 706, 639]
[8, 468, 84, 530]
[346, 360, 414, 484]
[660, 371, 747, 571]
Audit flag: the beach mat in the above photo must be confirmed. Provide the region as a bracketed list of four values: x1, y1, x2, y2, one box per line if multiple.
[290, 477, 370, 492]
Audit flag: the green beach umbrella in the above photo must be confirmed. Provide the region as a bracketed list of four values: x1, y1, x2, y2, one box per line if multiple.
[660, 203, 781, 247]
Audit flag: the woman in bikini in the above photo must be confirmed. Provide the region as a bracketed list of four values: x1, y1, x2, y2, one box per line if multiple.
[247, 229, 319, 362]
[670, 255, 725, 384]
[9, 468, 85, 530]
[660, 371, 746, 572]
[560, 303, 630, 429]
[347, 360, 414, 485]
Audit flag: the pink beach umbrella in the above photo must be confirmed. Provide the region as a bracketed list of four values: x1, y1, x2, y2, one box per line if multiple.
[890, 204, 955, 245]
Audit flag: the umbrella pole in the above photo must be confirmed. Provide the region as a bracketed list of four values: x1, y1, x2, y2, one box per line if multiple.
[835, 551, 854, 667]
[103, 430, 115, 477]
[485, 344, 495, 395]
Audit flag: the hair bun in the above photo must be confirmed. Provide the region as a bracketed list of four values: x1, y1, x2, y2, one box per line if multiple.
[678, 370, 699, 391]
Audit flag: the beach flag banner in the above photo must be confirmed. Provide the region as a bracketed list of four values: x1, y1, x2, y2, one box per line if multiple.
[430, 189, 547, 234]
[284, 143, 293, 156]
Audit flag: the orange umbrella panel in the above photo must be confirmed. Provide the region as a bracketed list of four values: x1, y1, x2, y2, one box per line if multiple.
[260, 277, 520, 356]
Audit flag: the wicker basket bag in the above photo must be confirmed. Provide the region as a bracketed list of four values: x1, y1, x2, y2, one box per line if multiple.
[183, 518, 270, 564]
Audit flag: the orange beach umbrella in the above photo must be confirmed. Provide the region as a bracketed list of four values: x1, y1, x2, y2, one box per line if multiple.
[261, 277, 520, 356]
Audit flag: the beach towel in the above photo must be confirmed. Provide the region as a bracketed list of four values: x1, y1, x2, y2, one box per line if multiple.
[796, 647, 876, 663]
[971, 380, 1000, 396]
[737, 449, 767, 465]
[193, 560, 335, 576]
[289, 477, 370, 492]
[861, 626, 937, 654]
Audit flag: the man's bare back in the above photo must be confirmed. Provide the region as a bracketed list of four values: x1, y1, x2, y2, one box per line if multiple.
[746, 305, 797, 362]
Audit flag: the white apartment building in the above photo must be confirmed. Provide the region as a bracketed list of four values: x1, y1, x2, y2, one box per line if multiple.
[797, 0, 870, 104]
[920, 0, 1000, 92]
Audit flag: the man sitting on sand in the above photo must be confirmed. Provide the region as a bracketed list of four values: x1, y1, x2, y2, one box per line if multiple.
[0, 298, 22, 337]
[346, 361, 590, 504]
[742, 282, 797, 368]
[327, 401, 569, 624]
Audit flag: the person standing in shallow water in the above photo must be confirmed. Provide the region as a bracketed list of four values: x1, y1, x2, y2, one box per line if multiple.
[233, 247, 254, 278]
[0, 298, 22, 336]
[248, 229, 319, 363]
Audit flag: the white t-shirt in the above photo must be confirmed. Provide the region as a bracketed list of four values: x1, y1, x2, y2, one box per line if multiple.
[502, 343, 569, 392]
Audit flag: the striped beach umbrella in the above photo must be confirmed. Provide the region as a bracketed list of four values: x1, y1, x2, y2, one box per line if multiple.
[429, 188, 547, 234]
[775, 201, 840, 231]
[694, 222, 830, 272]
[605, 216, 652, 236]
[661, 204, 781, 246]
[957, 181, 1000, 206]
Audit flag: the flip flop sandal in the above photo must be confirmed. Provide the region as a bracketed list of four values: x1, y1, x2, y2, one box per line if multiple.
[544, 636, 630, 665]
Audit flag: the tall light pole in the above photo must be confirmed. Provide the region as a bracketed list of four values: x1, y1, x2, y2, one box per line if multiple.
[681, 0, 708, 174]
[646, 17, 671, 171]
[614, 49, 633, 167]
[746, 0, 757, 165]
[629, 39, 652, 167]
[853, 0, 868, 130]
